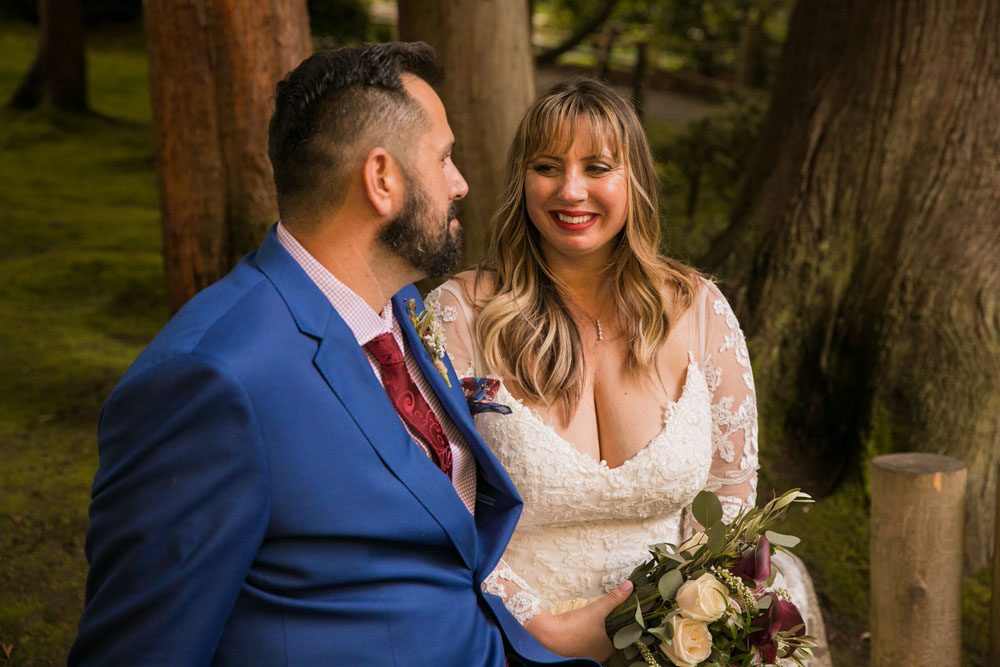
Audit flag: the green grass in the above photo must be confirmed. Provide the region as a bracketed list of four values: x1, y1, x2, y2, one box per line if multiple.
[0, 22, 166, 665]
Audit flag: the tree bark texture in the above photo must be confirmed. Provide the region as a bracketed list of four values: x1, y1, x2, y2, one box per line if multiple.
[143, 0, 311, 312]
[398, 0, 536, 265]
[9, 0, 87, 111]
[705, 0, 1000, 569]
[870, 454, 965, 667]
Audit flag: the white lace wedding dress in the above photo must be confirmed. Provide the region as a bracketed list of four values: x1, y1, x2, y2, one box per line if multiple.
[431, 278, 829, 665]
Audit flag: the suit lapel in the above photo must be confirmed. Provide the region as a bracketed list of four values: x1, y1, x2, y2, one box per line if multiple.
[393, 288, 522, 577]
[254, 228, 478, 570]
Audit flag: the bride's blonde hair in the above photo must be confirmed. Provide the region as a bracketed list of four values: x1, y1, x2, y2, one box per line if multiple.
[476, 79, 702, 417]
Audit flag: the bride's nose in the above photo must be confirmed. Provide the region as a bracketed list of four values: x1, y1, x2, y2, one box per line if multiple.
[556, 168, 587, 203]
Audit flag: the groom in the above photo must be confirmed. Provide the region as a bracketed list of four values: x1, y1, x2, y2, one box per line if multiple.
[69, 43, 627, 665]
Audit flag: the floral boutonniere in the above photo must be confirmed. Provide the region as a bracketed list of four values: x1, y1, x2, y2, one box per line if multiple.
[407, 297, 451, 388]
[460, 377, 512, 416]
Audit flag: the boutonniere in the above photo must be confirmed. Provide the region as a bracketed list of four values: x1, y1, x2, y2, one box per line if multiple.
[407, 297, 451, 388]
[460, 377, 512, 416]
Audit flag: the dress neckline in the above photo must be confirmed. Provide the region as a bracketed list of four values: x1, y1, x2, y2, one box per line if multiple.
[492, 358, 705, 473]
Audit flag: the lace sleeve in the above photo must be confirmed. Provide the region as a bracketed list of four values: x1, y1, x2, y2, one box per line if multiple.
[427, 279, 478, 379]
[699, 282, 759, 521]
[482, 558, 551, 625]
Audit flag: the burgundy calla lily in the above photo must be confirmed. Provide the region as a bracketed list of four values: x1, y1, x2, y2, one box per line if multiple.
[746, 595, 806, 663]
[732, 535, 772, 584]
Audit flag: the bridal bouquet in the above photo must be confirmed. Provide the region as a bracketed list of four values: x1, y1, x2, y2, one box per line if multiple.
[604, 489, 816, 667]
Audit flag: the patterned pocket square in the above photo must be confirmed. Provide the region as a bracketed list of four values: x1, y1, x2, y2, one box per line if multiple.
[460, 377, 512, 416]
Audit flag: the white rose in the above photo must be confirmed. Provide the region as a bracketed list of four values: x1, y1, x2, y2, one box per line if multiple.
[675, 572, 728, 622]
[659, 615, 712, 667]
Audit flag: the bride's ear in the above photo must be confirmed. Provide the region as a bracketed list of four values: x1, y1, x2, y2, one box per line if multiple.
[361, 147, 403, 217]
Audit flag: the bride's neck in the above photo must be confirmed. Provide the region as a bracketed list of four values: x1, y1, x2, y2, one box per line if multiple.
[546, 255, 615, 317]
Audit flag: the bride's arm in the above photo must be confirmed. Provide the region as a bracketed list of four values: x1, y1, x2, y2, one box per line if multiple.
[699, 281, 759, 520]
[485, 559, 631, 661]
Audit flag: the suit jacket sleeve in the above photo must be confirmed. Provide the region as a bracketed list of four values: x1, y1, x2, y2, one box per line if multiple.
[69, 354, 270, 666]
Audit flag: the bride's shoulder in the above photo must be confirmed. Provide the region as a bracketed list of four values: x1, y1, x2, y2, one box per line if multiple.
[453, 269, 497, 303]
[657, 272, 716, 318]
[435, 269, 497, 311]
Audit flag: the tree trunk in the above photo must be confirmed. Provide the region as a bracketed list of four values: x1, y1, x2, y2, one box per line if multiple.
[398, 0, 536, 266]
[705, 0, 1000, 570]
[143, 0, 311, 312]
[9, 0, 87, 111]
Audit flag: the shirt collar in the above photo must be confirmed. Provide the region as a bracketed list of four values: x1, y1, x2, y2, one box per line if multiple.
[275, 221, 396, 346]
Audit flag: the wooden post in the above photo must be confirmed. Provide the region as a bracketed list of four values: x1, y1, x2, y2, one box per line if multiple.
[991, 462, 1000, 658]
[870, 453, 966, 666]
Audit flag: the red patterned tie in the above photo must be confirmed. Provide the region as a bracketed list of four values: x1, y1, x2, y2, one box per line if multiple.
[365, 333, 453, 478]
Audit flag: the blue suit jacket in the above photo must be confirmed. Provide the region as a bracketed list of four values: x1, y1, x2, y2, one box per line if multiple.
[70, 227, 596, 666]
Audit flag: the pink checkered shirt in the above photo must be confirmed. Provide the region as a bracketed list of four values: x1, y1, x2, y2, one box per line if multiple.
[276, 222, 477, 514]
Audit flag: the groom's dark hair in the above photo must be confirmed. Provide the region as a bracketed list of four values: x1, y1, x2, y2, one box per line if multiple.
[268, 42, 443, 225]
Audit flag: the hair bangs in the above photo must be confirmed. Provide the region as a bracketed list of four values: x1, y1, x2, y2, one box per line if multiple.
[522, 89, 625, 165]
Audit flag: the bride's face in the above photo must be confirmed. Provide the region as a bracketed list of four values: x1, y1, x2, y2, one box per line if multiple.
[523, 119, 629, 263]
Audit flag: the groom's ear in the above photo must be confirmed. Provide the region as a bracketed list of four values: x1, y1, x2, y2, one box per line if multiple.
[361, 147, 403, 217]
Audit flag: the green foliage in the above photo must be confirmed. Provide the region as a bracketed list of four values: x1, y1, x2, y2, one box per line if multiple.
[309, 0, 369, 45]
[649, 94, 766, 262]
[534, 0, 792, 85]
[0, 23, 164, 665]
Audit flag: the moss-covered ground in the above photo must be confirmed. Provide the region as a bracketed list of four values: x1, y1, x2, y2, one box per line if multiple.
[0, 20, 992, 667]
[0, 23, 167, 665]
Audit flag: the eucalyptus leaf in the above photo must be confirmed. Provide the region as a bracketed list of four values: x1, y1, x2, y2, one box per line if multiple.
[647, 626, 668, 641]
[765, 530, 801, 548]
[658, 569, 683, 600]
[757, 595, 772, 610]
[613, 623, 643, 650]
[629, 663, 649, 667]
[624, 644, 639, 659]
[637, 583, 657, 599]
[692, 490, 723, 527]
[634, 599, 645, 628]
[765, 563, 778, 588]
[706, 519, 727, 554]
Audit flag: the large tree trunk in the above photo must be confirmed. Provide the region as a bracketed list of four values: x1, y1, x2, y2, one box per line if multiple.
[398, 0, 536, 265]
[143, 0, 311, 312]
[9, 0, 87, 111]
[706, 0, 1000, 570]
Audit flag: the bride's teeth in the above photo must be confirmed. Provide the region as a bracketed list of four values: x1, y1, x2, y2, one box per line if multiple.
[556, 213, 592, 224]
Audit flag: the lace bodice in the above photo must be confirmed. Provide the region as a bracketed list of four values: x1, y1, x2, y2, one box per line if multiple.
[431, 276, 760, 617]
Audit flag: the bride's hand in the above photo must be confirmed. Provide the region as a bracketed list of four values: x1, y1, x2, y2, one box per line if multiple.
[524, 580, 633, 662]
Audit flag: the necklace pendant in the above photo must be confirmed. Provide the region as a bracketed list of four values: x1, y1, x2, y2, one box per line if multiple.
[596, 319, 604, 341]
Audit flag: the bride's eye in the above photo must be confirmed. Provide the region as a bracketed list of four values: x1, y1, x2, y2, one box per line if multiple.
[586, 163, 613, 175]
[530, 163, 558, 175]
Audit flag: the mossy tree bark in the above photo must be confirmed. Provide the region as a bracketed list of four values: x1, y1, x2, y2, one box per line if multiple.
[143, 0, 311, 312]
[705, 0, 1000, 570]
[9, 0, 87, 111]
[397, 0, 536, 265]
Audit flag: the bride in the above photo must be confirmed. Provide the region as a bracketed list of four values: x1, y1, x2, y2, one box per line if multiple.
[432, 79, 827, 664]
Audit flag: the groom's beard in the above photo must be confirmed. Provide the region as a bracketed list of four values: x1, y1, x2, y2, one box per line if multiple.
[378, 172, 463, 279]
